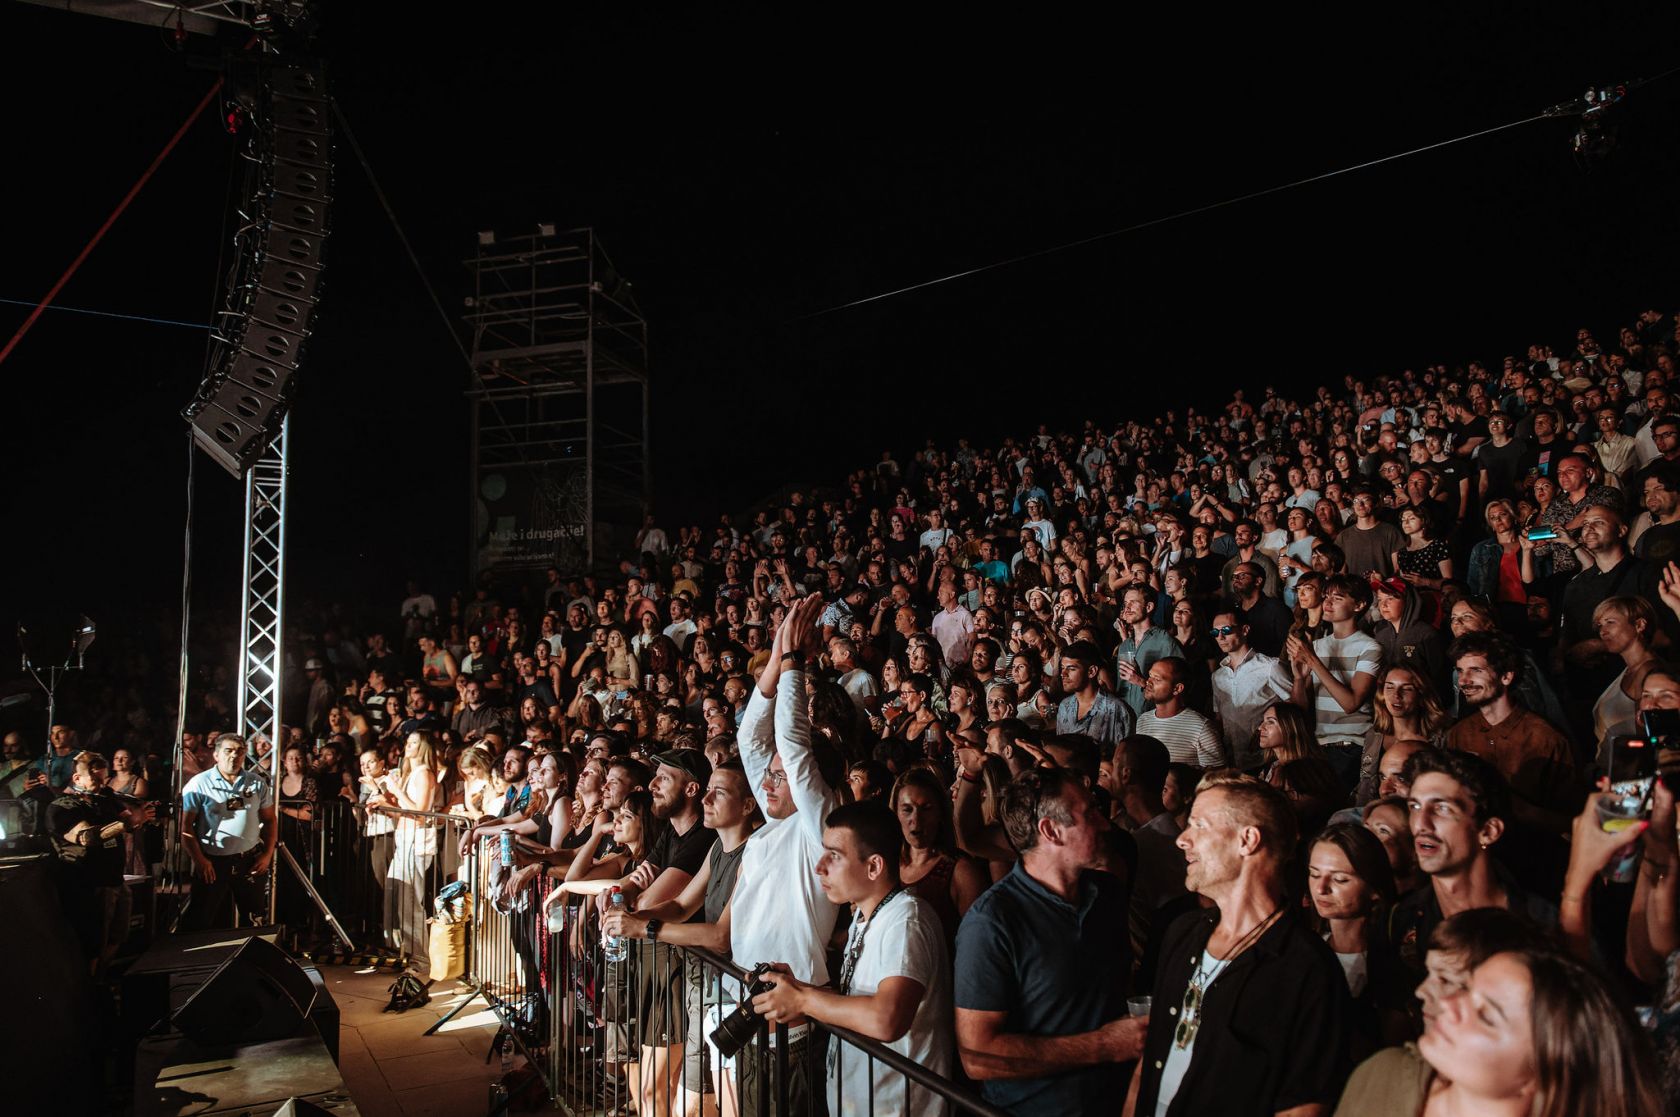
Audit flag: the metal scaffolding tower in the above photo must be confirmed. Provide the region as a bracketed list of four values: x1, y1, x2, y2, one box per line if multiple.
[465, 227, 650, 579]
[235, 416, 288, 756]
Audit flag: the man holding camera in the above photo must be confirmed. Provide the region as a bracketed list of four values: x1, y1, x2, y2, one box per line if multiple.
[180, 733, 277, 931]
[48, 750, 154, 976]
[752, 800, 952, 1117]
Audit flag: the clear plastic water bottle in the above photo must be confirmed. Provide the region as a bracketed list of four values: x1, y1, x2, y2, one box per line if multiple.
[500, 830, 513, 868]
[603, 886, 628, 962]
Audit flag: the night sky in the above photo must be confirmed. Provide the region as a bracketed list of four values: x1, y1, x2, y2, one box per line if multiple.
[4, 4, 1679, 654]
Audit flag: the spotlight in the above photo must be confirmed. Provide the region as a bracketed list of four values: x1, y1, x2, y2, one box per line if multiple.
[537, 223, 556, 237]
[477, 230, 497, 246]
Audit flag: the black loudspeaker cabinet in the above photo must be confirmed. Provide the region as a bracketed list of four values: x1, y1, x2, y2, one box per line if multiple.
[172, 935, 319, 1047]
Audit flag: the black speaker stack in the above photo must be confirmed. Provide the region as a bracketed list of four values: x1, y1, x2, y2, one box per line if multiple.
[183, 57, 331, 478]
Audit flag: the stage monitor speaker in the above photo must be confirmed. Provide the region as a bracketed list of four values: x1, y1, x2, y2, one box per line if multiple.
[172, 935, 318, 1047]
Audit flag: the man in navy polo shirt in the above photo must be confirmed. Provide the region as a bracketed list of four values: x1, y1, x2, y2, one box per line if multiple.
[954, 767, 1143, 1115]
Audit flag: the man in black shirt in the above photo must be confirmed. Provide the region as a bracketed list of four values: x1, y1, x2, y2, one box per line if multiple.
[48, 751, 153, 975]
[1131, 772, 1349, 1116]
[621, 748, 716, 1117]
[364, 633, 404, 690]
[512, 654, 560, 723]
[450, 679, 505, 744]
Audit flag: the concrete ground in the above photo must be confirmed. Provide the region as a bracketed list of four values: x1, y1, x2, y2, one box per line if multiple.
[326, 965, 547, 1116]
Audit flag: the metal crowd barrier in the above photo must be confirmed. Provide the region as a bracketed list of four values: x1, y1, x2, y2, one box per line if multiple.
[519, 905, 1006, 1117]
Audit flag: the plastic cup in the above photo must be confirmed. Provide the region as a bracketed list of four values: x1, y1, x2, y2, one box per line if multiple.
[1128, 996, 1152, 1018]
[1597, 793, 1646, 884]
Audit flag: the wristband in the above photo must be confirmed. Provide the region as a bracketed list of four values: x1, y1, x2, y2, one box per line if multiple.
[958, 770, 982, 784]
[646, 918, 662, 942]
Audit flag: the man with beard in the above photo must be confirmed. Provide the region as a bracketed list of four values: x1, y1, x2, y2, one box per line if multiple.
[615, 749, 716, 1117]
[603, 760, 762, 1117]
[1385, 748, 1561, 985]
[458, 744, 534, 855]
[1444, 633, 1576, 831]
[1129, 772, 1350, 1117]
[0, 730, 48, 799]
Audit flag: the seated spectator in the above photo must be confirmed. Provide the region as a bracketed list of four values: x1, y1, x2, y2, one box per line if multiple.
[1386, 749, 1561, 989]
[1254, 700, 1325, 785]
[1307, 822, 1398, 1058]
[1355, 665, 1449, 807]
[1287, 574, 1382, 789]
[1370, 579, 1448, 698]
[1209, 607, 1295, 772]
[1590, 595, 1661, 759]
[1055, 640, 1135, 745]
[1336, 945, 1661, 1117]
[1135, 657, 1225, 767]
[1444, 633, 1578, 831]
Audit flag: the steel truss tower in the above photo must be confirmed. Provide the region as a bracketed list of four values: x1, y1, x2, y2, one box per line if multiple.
[236, 417, 288, 757]
[465, 227, 649, 579]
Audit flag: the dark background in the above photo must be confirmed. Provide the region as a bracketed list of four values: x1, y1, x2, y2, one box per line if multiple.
[3, 5, 1678, 657]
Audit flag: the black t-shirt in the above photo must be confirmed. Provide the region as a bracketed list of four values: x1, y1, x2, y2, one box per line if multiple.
[1475, 439, 1533, 502]
[1449, 415, 1489, 451]
[46, 791, 127, 887]
[646, 817, 717, 923]
[366, 651, 405, 687]
[514, 678, 559, 712]
[1529, 434, 1565, 478]
[1637, 520, 1680, 566]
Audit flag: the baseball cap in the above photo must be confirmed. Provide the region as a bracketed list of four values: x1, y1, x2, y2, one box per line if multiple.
[652, 748, 712, 786]
[304, 657, 325, 671]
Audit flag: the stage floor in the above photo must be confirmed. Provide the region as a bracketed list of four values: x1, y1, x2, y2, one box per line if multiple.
[326, 964, 522, 1116]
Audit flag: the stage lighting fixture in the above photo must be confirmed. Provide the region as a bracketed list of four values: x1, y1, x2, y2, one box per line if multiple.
[478, 230, 496, 246]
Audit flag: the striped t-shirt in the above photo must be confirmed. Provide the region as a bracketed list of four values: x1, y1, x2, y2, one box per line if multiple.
[1309, 631, 1383, 745]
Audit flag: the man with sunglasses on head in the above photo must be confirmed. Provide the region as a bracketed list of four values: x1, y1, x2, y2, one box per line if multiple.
[180, 733, 277, 930]
[1210, 608, 1295, 772]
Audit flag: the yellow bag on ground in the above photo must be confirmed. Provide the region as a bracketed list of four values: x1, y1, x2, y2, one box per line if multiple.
[428, 918, 466, 983]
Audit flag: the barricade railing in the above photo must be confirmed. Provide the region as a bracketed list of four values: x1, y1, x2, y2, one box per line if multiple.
[529, 906, 1004, 1117]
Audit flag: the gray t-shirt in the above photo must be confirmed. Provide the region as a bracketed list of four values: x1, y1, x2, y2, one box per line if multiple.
[1336, 521, 1406, 578]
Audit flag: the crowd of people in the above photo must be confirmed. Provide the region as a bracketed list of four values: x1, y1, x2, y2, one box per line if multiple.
[8, 301, 1680, 1115]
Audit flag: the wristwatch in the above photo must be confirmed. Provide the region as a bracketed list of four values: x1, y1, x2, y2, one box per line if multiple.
[645, 918, 662, 942]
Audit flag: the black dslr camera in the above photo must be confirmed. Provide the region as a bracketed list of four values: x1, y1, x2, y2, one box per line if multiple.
[709, 963, 778, 1060]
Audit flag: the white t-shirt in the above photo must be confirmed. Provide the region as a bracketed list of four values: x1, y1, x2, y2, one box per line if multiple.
[919, 527, 955, 552]
[827, 891, 953, 1117]
[732, 679, 842, 989]
[1155, 949, 1220, 1116]
[838, 668, 879, 708]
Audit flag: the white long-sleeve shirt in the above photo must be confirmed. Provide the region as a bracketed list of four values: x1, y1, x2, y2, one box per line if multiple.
[731, 670, 841, 985]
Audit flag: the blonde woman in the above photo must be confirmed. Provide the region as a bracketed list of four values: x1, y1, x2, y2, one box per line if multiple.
[1355, 665, 1448, 805]
[380, 730, 439, 979]
[1592, 595, 1660, 755]
[603, 628, 642, 691]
